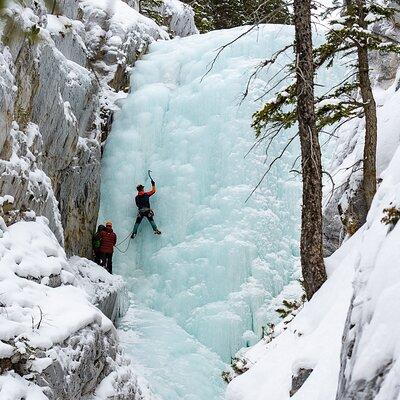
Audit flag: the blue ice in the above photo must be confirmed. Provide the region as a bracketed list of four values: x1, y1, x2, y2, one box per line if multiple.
[99, 24, 339, 400]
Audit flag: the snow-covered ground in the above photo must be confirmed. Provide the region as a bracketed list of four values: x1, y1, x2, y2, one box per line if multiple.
[0, 214, 146, 398]
[226, 236, 356, 400]
[226, 44, 400, 400]
[0, 218, 110, 346]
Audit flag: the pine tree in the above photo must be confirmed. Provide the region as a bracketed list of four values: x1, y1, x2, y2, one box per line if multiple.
[315, 0, 399, 212]
[315, 0, 400, 232]
[294, 0, 327, 300]
[352, 0, 377, 209]
[183, 0, 292, 32]
[254, 1, 400, 236]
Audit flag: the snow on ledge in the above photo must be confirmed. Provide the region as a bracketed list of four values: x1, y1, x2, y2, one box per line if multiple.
[225, 235, 358, 400]
[0, 371, 48, 400]
[81, 0, 169, 39]
[0, 217, 113, 363]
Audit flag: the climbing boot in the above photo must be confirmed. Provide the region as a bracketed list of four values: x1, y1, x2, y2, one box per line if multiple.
[131, 232, 136, 239]
[154, 229, 162, 235]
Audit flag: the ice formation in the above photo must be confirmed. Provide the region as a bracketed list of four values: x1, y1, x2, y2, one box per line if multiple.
[99, 24, 340, 399]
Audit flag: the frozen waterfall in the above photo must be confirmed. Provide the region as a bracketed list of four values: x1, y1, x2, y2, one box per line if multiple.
[99, 24, 336, 400]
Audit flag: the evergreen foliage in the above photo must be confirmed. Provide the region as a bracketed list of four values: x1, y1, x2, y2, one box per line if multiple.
[26, 24, 41, 45]
[138, 0, 165, 26]
[222, 357, 250, 383]
[253, 0, 400, 148]
[275, 295, 306, 319]
[183, 0, 292, 32]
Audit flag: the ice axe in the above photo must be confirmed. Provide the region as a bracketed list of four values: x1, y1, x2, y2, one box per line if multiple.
[148, 169, 154, 182]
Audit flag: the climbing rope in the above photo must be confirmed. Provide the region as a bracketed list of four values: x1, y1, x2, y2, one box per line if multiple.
[114, 231, 133, 254]
[116, 231, 131, 247]
[114, 237, 132, 254]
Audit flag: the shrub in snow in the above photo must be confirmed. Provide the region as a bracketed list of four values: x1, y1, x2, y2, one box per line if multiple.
[381, 204, 400, 230]
[222, 357, 252, 383]
[275, 295, 307, 320]
[0, 199, 37, 227]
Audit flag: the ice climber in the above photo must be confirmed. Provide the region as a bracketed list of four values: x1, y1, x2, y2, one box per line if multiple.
[99, 221, 117, 274]
[131, 179, 162, 239]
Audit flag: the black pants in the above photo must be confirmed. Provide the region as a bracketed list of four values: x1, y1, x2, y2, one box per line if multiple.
[100, 253, 113, 274]
[94, 251, 102, 265]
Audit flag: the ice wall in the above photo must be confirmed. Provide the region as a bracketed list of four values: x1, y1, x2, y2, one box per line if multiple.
[99, 24, 334, 399]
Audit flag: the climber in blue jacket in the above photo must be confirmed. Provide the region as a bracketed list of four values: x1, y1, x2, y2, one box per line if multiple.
[131, 179, 162, 239]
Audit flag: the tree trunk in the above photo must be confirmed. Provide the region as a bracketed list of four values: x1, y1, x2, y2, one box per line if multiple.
[355, 0, 378, 209]
[294, 0, 327, 300]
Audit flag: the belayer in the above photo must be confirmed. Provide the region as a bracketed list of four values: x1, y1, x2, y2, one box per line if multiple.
[131, 179, 161, 239]
[98, 220, 117, 274]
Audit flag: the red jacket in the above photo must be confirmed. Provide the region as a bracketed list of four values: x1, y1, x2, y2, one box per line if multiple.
[99, 227, 117, 254]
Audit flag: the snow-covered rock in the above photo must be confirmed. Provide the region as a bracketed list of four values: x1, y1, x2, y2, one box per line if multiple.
[0, 217, 147, 399]
[160, 0, 198, 37]
[67, 256, 128, 322]
[336, 147, 400, 399]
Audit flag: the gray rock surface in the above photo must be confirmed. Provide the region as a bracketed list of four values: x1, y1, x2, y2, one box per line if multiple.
[0, 0, 169, 257]
[0, 1, 197, 398]
[34, 324, 118, 399]
[336, 274, 397, 399]
[17, 324, 147, 400]
[290, 368, 313, 397]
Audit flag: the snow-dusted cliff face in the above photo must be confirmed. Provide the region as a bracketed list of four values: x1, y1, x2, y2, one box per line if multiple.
[322, 19, 400, 256]
[0, 0, 196, 398]
[0, 0, 195, 258]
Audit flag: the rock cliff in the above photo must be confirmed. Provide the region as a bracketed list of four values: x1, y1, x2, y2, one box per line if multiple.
[0, 0, 196, 398]
[0, 0, 192, 258]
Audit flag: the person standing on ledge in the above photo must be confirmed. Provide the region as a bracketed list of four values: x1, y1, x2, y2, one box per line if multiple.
[92, 224, 105, 265]
[131, 179, 162, 239]
[99, 221, 117, 274]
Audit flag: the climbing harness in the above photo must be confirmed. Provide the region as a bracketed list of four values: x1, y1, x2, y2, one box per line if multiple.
[137, 208, 154, 218]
